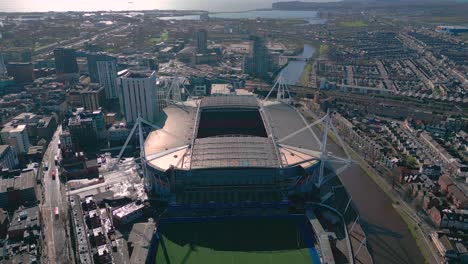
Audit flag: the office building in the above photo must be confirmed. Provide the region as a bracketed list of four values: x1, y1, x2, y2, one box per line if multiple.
[3, 113, 58, 145]
[6, 62, 35, 83]
[68, 109, 106, 150]
[54, 48, 79, 75]
[80, 83, 105, 111]
[243, 36, 269, 78]
[196, 29, 208, 54]
[87, 53, 117, 83]
[59, 129, 74, 153]
[117, 71, 159, 123]
[147, 58, 159, 71]
[97, 60, 118, 99]
[0, 124, 30, 154]
[0, 53, 6, 77]
[0, 145, 19, 170]
[68, 115, 98, 150]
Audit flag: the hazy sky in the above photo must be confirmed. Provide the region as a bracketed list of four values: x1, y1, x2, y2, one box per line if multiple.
[0, 0, 336, 12]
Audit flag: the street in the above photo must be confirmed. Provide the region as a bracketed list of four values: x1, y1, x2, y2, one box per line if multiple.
[41, 126, 71, 264]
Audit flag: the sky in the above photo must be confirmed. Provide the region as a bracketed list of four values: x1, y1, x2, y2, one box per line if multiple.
[0, 0, 337, 13]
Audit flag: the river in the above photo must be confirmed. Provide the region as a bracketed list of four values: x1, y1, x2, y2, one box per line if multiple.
[309, 124, 425, 264]
[280, 44, 316, 85]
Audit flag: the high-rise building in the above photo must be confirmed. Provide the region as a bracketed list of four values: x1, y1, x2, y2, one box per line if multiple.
[87, 53, 117, 83]
[147, 58, 159, 71]
[5, 62, 34, 83]
[0, 145, 19, 170]
[196, 29, 208, 54]
[54, 48, 79, 75]
[97, 60, 118, 99]
[0, 53, 7, 77]
[117, 71, 159, 124]
[243, 36, 269, 78]
[80, 83, 106, 111]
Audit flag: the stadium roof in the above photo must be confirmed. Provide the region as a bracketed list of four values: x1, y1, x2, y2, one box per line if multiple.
[144, 95, 321, 171]
[190, 136, 280, 169]
[200, 95, 259, 109]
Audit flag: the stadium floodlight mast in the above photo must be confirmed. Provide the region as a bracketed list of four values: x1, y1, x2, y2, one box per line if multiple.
[264, 73, 292, 102]
[165, 73, 184, 104]
[265, 75, 354, 188]
[112, 114, 186, 192]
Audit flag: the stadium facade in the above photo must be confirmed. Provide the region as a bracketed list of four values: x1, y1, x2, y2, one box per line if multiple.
[143, 95, 328, 208]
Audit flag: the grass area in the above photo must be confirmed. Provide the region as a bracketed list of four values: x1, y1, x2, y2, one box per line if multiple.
[155, 218, 314, 264]
[338, 20, 368, 27]
[318, 44, 330, 58]
[299, 64, 312, 87]
[150, 30, 169, 44]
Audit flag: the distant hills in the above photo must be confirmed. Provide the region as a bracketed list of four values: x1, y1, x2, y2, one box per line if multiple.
[272, 0, 468, 10]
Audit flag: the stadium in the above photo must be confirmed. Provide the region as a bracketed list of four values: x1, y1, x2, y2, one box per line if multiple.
[143, 95, 325, 208]
[132, 92, 352, 264]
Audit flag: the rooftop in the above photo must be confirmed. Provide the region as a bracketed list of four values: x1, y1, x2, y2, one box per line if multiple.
[122, 71, 155, 79]
[112, 202, 144, 219]
[8, 206, 40, 233]
[145, 96, 321, 171]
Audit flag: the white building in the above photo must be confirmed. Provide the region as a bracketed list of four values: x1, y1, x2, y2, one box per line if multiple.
[117, 71, 159, 124]
[0, 124, 30, 154]
[97, 60, 118, 99]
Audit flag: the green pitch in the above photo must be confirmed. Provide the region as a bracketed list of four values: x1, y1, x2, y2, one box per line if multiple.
[155, 218, 314, 264]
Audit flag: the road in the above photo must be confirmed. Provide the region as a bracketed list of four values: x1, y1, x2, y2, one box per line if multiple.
[41, 126, 70, 264]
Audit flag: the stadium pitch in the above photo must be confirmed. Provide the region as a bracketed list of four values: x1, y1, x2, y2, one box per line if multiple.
[155, 217, 320, 264]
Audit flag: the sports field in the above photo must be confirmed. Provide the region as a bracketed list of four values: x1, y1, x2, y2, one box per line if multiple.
[155, 217, 318, 264]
